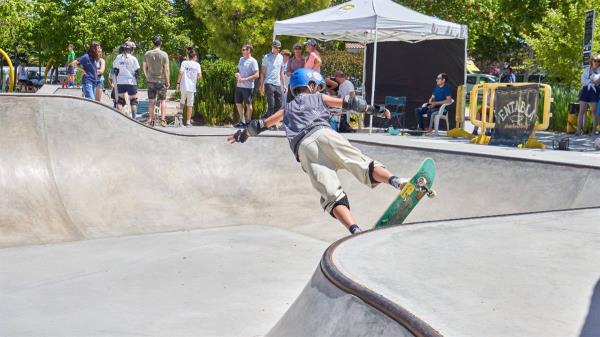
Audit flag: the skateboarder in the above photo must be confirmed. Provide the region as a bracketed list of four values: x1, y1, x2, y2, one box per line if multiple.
[228, 68, 410, 235]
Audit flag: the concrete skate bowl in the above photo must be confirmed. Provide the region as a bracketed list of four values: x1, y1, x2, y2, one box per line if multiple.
[1, 94, 600, 337]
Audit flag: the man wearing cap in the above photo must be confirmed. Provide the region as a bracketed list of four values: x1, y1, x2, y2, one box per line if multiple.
[304, 39, 321, 73]
[143, 36, 170, 127]
[260, 40, 285, 119]
[332, 70, 356, 131]
[287, 43, 305, 77]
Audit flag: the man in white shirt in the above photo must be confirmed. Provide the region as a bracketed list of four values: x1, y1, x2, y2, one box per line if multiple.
[334, 71, 355, 125]
[177, 47, 202, 127]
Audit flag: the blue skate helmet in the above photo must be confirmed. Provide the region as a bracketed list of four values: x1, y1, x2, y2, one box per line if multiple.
[289, 68, 325, 96]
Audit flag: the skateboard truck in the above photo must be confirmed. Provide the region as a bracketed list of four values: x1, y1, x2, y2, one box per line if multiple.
[416, 177, 436, 198]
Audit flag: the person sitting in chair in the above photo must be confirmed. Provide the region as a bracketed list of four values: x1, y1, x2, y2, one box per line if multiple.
[414, 73, 452, 130]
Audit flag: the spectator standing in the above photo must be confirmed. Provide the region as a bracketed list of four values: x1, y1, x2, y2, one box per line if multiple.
[286, 43, 305, 101]
[414, 73, 452, 130]
[260, 40, 285, 119]
[113, 41, 140, 118]
[234, 44, 259, 127]
[577, 56, 600, 135]
[177, 47, 202, 127]
[66, 44, 76, 87]
[334, 71, 355, 98]
[71, 41, 101, 100]
[333, 70, 356, 128]
[501, 66, 516, 83]
[94, 47, 106, 102]
[17, 64, 28, 91]
[304, 39, 321, 72]
[143, 36, 170, 127]
[287, 43, 305, 76]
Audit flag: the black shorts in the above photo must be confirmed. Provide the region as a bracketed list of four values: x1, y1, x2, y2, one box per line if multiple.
[235, 87, 253, 104]
[116, 84, 138, 96]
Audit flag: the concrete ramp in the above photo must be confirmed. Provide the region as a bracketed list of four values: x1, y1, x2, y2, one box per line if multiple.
[1, 94, 600, 336]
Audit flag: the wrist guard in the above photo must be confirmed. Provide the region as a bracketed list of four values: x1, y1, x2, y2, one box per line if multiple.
[246, 119, 267, 136]
[342, 95, 368, 113]
[233, 129, 249, 143]
[366, 104, 388, 118]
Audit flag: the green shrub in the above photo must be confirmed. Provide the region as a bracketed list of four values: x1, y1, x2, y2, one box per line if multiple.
[320, 50, 364, 82]
[195, 59, 237, 125]
[546, 85, 599, 133]
[193, 59, 269, 125]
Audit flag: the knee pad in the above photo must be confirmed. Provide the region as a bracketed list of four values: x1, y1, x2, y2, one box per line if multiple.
[130, 98, 138, 106]
[117, 97, 126, 106]
[329, 195, 350, 218]
[368, 161, 376, 183]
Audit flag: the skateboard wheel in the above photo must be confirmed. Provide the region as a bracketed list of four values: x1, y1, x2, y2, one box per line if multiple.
[416, 177, 427, 187]
[427, 189, 437, 198]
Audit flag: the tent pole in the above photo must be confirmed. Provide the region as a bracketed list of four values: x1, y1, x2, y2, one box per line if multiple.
[369, 28, 378, 134]
[362, 37, 367, 99]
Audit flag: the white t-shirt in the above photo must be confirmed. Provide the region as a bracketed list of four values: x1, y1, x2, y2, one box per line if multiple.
[337, 80, 355, 98]
[113, 54, 140, 85]
[179, 60, 202, 92]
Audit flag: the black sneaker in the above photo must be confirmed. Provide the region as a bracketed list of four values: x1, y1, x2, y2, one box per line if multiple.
[234, 122, 246, 128]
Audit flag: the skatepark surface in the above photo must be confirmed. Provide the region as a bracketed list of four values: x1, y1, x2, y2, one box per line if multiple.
[1, 94, 599, 337]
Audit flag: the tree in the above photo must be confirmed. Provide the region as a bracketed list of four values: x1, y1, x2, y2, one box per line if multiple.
[0, 0, 34, 64]
[172, 0, 210, 58]
[396, 0, 566, 68]
[525, 1, 600, 85]
[189, 0, 330, 60]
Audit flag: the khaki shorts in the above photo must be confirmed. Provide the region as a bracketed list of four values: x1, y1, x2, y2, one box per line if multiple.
[297, 128, 382, 213]
[180, 91, 195, 106]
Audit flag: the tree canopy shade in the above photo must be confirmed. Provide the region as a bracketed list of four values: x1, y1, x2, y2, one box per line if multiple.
[189, 0, 330, 60]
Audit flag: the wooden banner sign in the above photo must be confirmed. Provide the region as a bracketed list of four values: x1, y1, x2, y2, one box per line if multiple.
[489, 84, 540, 147]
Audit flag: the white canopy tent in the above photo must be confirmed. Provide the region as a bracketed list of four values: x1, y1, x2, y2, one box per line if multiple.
[274, 0, 468, 132]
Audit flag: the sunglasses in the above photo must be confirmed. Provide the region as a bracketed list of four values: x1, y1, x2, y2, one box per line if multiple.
[436, 77, 443, 80]
[241, 48, 247, 51]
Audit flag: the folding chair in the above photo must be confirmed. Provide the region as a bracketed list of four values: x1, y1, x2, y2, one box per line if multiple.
[384, 96, 407, 129]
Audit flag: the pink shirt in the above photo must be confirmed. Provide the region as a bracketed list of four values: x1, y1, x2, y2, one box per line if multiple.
[305, 51, 321, 72]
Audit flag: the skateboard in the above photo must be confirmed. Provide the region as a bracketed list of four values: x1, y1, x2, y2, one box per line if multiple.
[374, 158, 436, 229]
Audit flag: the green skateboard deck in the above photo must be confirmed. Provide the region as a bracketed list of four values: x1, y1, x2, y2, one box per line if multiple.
[374, 158, 436, 229]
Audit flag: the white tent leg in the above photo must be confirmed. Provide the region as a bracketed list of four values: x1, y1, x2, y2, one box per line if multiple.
[369, 28, 378, 135]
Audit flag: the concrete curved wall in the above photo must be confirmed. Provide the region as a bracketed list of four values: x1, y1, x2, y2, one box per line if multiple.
[2, 94, 599, 336]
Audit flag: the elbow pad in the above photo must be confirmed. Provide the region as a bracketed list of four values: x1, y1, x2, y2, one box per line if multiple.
[342, 95, 368, 113]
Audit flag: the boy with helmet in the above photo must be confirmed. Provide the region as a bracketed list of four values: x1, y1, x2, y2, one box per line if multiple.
[228, 68, 410, 235]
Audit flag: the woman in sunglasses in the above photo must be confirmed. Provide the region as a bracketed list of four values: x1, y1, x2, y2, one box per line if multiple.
[578, 55, 600, 135]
